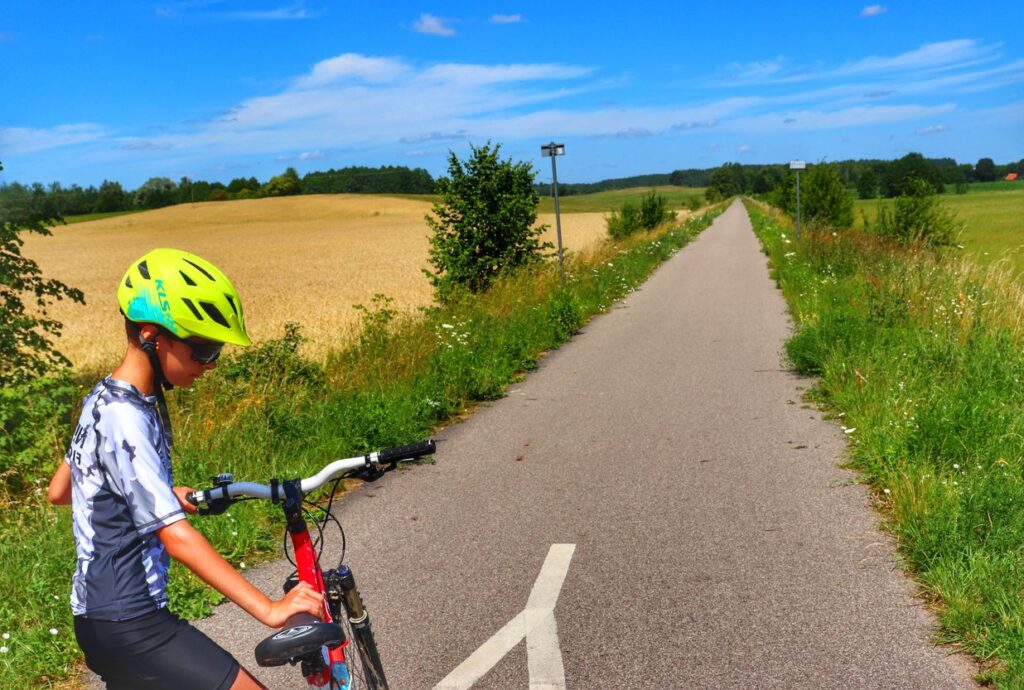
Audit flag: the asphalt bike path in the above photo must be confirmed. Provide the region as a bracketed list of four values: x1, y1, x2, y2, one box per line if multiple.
[113, 201, 977, 688]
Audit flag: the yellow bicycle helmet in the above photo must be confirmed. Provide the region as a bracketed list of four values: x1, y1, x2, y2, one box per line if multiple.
[117, 248, 251, 347]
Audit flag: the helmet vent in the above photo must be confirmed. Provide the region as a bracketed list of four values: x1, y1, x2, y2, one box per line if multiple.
[125, 276, 133, 289]
[181, 297, 204, 321]
[179, 271, 197, 286]
[137, 261, 151, 280]
[225, 294, 239, 317]
[200, 301, 230, 328]
[184, 259, 216, 282]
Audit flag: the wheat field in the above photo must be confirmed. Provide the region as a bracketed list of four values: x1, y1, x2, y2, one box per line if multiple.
[23, 194, 612, 371]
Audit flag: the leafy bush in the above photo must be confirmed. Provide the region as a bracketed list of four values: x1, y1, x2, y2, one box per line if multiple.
[215, 322, 325, 389]
[606, 202, 641, 239]
[425, 142, 551, 302]
[0, 173, 85, 386]
[864, 178, 963, 248]
[0, 372, 78, 497]
[803, 163, 854, 227]
[606, 191, 675, 238]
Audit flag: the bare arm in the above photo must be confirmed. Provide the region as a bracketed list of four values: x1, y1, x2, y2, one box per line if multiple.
[48, 462, 72, 505]
[158, 519, 323, 627]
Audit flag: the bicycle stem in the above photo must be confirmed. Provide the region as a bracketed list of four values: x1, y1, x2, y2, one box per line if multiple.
[282, 480, 330, 621]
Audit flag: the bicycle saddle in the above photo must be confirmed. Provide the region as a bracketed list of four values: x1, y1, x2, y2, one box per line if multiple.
[255, 613, 346, 667]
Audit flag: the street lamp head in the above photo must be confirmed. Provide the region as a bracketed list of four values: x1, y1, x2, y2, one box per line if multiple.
[541, 143, 565, 157]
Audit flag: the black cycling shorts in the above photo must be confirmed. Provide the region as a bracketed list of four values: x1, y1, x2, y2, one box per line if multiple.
[74, 608, 240, 690]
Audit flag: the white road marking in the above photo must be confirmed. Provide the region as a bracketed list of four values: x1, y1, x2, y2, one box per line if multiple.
[434, 544, 576, 690]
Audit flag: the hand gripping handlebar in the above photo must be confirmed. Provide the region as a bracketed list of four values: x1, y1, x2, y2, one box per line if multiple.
[186, 439, 437, 508]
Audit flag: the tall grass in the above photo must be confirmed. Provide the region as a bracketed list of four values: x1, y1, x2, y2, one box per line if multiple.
[746, 200, 1024, 687]
[2, 206, 725, 688]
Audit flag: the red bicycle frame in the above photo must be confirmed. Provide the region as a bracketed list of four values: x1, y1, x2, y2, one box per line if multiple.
[282, 480, 353, 688]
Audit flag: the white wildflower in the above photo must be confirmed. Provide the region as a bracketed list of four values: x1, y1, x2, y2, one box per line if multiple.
[883, 488, 891, 495]
[49, 628, 58, 636]
[0, 646, 7, 654]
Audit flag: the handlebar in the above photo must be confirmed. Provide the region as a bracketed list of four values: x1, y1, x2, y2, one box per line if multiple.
[186, 439, 436, 508]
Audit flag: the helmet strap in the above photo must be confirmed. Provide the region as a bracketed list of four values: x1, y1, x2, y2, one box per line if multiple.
[140, 337, 175, 448]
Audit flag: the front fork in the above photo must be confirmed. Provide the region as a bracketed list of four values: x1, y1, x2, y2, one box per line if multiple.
[281, 480, 387, 688]
[285, 565, 375, 688]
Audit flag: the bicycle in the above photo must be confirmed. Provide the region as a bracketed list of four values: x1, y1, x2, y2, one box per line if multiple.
[187, 439, 437, 690]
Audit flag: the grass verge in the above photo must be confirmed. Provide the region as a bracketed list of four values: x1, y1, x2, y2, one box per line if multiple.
[745, 199, 1024, 687]
[2, 205, 725, 688]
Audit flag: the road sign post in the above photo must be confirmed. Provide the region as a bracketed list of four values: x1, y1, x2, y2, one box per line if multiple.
[541, 142, 566, 282]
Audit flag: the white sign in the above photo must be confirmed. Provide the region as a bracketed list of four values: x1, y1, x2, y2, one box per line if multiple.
[789, 160, 806, 170]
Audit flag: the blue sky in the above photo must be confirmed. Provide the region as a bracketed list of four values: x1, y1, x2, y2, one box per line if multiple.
[2, 1, 1022, 188]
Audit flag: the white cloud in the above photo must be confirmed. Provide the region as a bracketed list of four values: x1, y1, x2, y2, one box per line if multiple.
[156, 1, 311, 21]
[294, 54, 409, 88]
[414, 13, 455, 36]
[672, 119, 717, 130]
[275, 150, 325, 161]
[860, 5, 886, 17]
[834, 39, 998, 79]
[491, 14, 522, 24]
[399, 130, 469, 144]
[0, 124, 105, 155]
[737, 145, 752, 154]
[713, 39, 1002, 87]
[915, 125, 949, 135]
[726, 103, 957, 133]
[591, 127, 654, 140]
[723, 59, 787, 83]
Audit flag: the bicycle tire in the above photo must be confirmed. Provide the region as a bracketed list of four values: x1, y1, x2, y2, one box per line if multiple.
[337, 605, 387, 689]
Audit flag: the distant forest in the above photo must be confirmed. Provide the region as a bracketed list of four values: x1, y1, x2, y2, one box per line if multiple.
[1, 154, 1021, 217]
[539, 154, 1024, 198]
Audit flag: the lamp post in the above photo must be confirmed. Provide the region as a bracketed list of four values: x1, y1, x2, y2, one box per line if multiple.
[541, 142, 566, 281]
[789, 160, 806, 241]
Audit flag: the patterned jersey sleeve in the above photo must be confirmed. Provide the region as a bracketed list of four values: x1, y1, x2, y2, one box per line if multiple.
[96, 399, 185, 535]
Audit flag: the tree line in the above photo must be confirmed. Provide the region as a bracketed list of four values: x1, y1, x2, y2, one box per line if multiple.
[703, 153, 1024, 202]
[0, 165, 437, 216]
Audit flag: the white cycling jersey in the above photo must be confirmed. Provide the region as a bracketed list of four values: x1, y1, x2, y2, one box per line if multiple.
[66, 377, 185, 620]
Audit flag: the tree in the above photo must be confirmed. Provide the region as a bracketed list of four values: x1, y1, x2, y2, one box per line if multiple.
[262, 174, 301, 197]
[865, 178, 962, 248]
[134, 177, 178, 209]
[706, 163, 746, 200]
[425, 142, 551, 302]
[0, 162, 85, 385]
[856, 170, 878, 199]
[94, 179, 128, 212]
[883, 153, 944, 197]
[803, 164, 854, 227]
[751, 169, 773, 194]
[975, 157, 996, 182]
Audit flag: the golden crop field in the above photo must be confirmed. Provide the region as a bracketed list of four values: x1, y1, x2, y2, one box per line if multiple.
[23, 194, 613, 372]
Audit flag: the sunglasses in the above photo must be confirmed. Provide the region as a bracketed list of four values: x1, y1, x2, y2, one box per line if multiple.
[159, 329, 224, 364]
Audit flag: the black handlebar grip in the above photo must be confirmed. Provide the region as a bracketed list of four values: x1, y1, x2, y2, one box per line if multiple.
[376, 439, 436, 464]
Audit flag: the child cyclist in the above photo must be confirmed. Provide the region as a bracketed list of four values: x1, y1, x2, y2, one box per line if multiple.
[48, 248, 323, 690]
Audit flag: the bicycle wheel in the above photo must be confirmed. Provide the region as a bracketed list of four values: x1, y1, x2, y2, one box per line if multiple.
[331, 611, 386, 690]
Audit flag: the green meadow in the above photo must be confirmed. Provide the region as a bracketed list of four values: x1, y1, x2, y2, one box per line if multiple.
[854, 187, 1024, 272]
